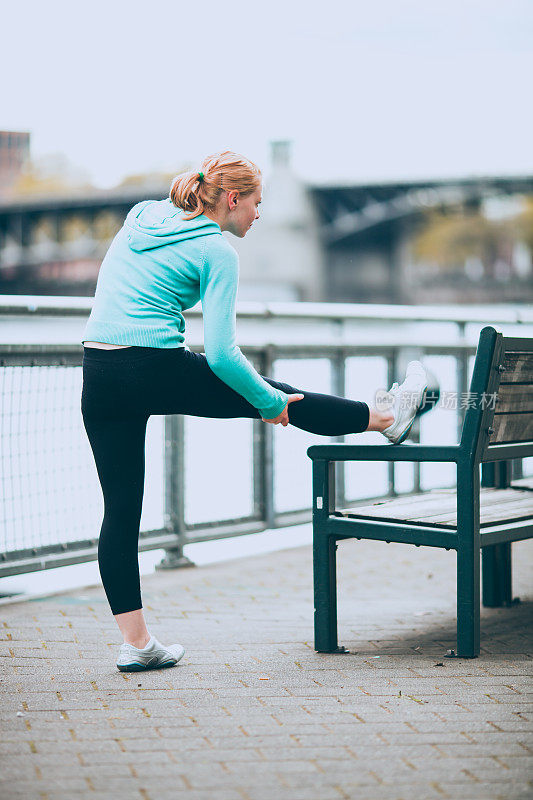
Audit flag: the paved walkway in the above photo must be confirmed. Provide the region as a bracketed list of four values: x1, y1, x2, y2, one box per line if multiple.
[1, 534, 532, 800]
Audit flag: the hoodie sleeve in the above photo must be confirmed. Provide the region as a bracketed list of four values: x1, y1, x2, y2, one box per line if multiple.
[199, 239, 289, 419]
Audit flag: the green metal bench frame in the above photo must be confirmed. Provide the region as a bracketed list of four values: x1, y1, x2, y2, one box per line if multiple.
[307, 326, 533, 658]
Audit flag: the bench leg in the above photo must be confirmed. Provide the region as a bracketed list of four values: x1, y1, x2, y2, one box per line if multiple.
[482, 543, 512, 607]
[312, 458, 345, 653]
[313, 533, 340, 653]
[457, 545, 480, 657]
[456, 465, 480, 658]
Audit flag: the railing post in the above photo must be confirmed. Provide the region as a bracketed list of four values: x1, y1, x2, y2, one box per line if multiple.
[394, 346, 426, 494]
[457, 323, 470, 443]
[255, 417, 275, 530]
[254, 346, 275, 529]
[156, 414, 195, 570]
[401, 346, 424, 491]
[387, 352, 397, 496]
[331, 348, 346, 509]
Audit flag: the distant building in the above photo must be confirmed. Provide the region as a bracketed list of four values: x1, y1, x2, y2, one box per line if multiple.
[0, 131, 30, 195]
[230, 141, 324, 301]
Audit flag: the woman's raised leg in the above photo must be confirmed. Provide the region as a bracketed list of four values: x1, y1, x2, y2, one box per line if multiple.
[150, 348, 389, 435]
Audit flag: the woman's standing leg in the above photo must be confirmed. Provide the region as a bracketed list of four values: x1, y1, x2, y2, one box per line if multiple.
[82, 411, 150, 635]
[81, 345, 156, 646]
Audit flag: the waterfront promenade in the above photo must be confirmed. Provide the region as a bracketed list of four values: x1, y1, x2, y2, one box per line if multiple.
[1, 530, 532, 800]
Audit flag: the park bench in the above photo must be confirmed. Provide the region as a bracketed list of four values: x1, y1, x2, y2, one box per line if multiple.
[307, 326, 533, 658]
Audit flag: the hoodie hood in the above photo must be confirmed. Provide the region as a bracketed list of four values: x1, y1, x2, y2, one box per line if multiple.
[124, 198, 221, 252]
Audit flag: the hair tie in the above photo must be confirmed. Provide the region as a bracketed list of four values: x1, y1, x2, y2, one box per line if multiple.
[198, 171, 204, 182]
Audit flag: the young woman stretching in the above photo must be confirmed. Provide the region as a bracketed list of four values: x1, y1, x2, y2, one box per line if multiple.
[81, 151, 427, 672]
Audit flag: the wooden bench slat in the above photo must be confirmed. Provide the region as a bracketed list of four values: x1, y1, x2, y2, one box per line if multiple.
[501, 352, 533, 383]
[340, 487, 530, 519]
[398, 489, 529, 522]
[411, 493, 533, 524]
[496, 384, 533, 413]
[339, 491, 456, 518]
[479, 497, 533, 525]
[336, 487, 533, 529]
[490, 411, 533, 443]
[344, 489, 455, 514]
[424, 495, 533, 526]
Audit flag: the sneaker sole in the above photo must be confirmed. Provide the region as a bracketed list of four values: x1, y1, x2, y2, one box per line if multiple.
[389, 386, 428, 445]
[117, 659, 178, 672]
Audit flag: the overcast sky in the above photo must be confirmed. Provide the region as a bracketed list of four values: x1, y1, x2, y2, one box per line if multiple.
[2, 0, 532, 188]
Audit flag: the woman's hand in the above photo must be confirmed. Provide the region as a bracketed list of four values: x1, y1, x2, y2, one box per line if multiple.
[262, 394, 304, 427]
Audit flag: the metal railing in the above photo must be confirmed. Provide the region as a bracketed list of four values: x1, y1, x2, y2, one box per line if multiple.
[1, 297, 532, 578]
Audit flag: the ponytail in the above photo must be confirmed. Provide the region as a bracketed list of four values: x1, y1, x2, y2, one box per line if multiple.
[170, 150, 261, 220]
[170, 170, 206, 220]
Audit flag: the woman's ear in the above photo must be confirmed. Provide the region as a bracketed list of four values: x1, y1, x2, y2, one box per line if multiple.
[227, 190, 239, 209]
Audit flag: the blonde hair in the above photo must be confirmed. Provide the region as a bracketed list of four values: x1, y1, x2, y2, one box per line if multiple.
[170, 150, 262, 220]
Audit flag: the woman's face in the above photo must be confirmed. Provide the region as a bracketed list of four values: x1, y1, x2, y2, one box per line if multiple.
[227, 184, 262, 238]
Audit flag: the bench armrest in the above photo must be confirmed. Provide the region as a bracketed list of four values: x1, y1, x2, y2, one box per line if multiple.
[307, 444, 463, 462]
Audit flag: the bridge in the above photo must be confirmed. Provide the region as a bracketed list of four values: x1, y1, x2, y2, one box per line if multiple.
[311, 175, 533, 243]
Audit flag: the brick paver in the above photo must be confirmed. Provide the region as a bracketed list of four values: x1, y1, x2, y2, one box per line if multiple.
[1, 532, 532, 800]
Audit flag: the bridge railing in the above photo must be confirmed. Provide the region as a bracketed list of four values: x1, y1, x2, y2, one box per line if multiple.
[1, 297, 532, 578]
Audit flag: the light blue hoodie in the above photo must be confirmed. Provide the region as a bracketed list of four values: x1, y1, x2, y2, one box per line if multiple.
[82, 198, 288, 419]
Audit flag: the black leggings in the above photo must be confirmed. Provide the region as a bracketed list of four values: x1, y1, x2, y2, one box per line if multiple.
[81, 345, 370, 615]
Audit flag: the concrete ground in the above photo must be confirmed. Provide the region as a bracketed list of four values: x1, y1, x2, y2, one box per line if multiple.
[1, 534, 532, 800]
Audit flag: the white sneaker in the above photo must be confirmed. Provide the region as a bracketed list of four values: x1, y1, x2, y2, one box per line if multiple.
[381, 361, 428, 445]
[116, 635, 185, 672]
